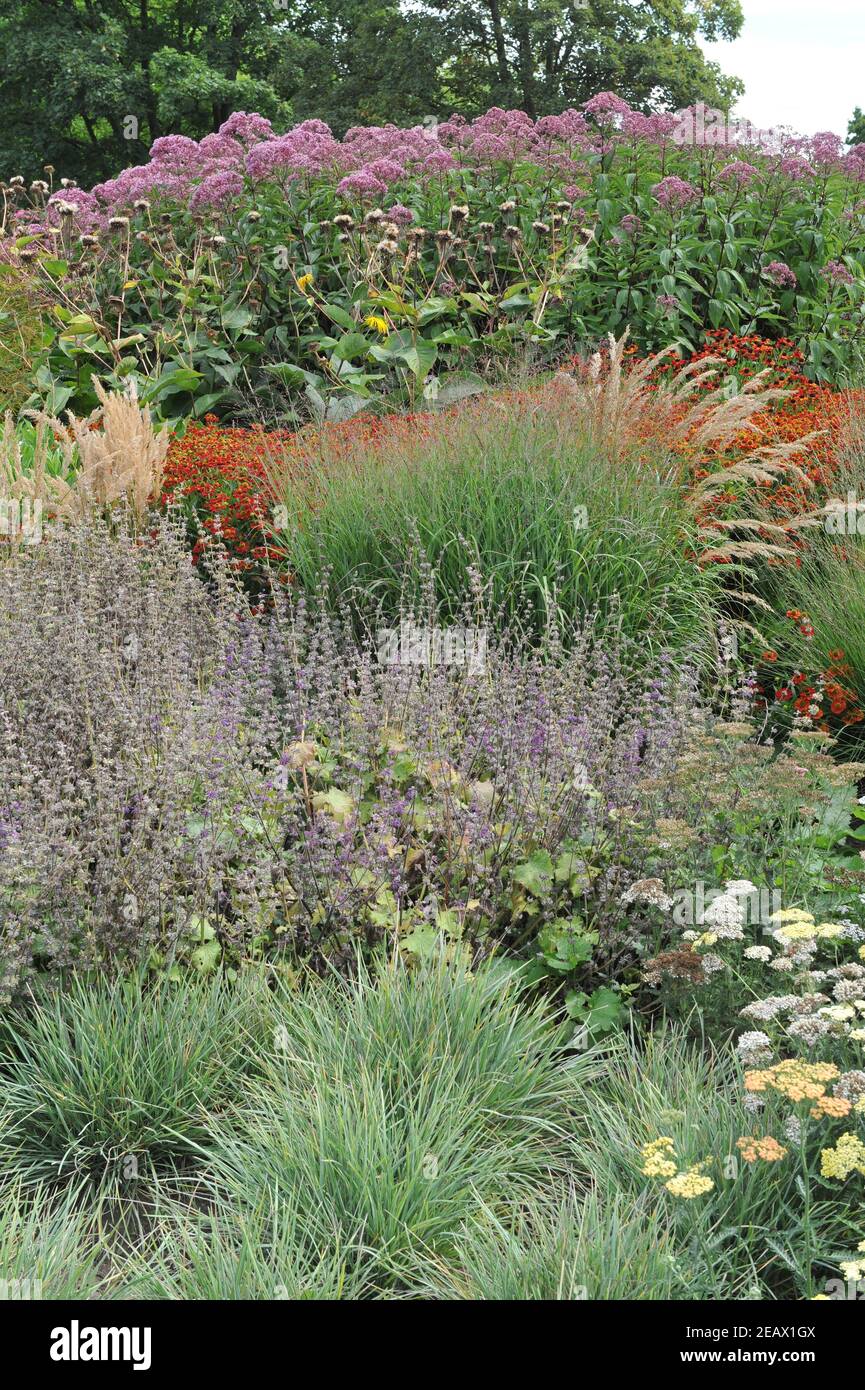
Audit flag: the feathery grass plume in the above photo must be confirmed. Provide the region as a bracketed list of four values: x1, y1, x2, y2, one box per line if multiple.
[0, 411, 76, 524]
[554, 327, 790, 463]
[27, 377, 168, 523]
[553, 329, 824, 567]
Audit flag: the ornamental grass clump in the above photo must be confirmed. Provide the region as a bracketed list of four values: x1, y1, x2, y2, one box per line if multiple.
[403, 1189, 680, 1301]
[1, 379, 169, 530]
[154, 956, 592, 1296]
[268, 371, 726, 655]
[0, 973, 261, 1192]
[0, 1180, 106, 1299]
[265, 332, 835, 661]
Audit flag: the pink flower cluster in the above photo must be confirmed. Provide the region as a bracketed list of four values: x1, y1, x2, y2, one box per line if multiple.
[10, 93, 864, 242]
[651, 176, 699, 211]
[821, 259, 855, 285]
[717, 160, 760, 185]
[764, 261, 797, 289]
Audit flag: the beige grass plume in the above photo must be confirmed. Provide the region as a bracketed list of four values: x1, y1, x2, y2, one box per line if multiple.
[555, 328, 821, 566]
[2, 378, 169, 528]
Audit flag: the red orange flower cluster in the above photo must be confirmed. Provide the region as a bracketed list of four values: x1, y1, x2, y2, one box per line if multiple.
[160, 409, 449, 594]
[161, 417, 292, 595]
[657, 331, 863, 516]
[761, 630, 865, 732]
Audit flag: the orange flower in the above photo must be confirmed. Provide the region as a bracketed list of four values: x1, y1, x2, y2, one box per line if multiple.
[810, 1096, 852, 1120]
[737, 1135, 788, 1163]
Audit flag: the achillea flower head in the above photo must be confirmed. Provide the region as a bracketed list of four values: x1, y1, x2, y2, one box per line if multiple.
[740, 994, 800, 1022]
[784, 1114, 802, 1145]
[620, 878, 672, 909]
[744, 1058, 838, 1101]
[737, 1030, 773, 1065]
[664, 1166, 714, 1198]
[840, 1256, 865, 1282]
[745, 946, 772, 962]
[702, 893, 745, 938]
[835, 1071, 865, 1103]
[725, 879, 759, 897]
[773, 922, 817, 941]
[810, 1095, 852, 1119]
[820, 1131, 865, 1180]
[736, 1135, 788, 1163]
[815, 922, 844, 939]
[640, 1136, 678, 1178]
[643, 950, 705, 986]
[786, 1016, 830, 1045]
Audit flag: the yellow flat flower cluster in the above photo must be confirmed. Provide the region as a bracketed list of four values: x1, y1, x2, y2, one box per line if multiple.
[774, 922, 817, 940]
[769, 906, 843, 942]
[640, 1138, 714, 1197]
[769, 908, 814, 927]
[640, 1136, 677, 1178]
[664, 1168, 714, 1199]
[820, 1132, 865, 1180]
[840, 1240, 865, 1282]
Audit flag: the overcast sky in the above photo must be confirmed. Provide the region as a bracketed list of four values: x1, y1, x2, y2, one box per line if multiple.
[700, 0, 864, 139]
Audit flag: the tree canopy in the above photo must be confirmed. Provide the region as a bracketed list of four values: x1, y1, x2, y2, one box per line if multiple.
[0, 0, 744, 182]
